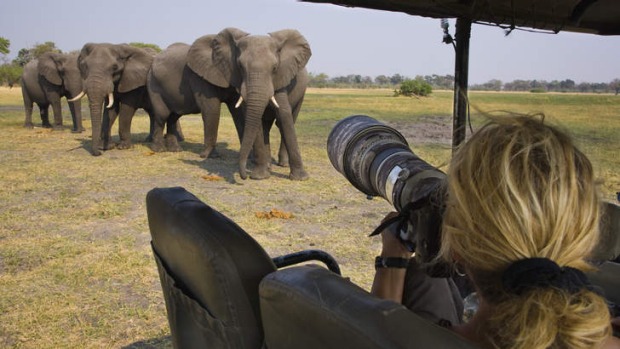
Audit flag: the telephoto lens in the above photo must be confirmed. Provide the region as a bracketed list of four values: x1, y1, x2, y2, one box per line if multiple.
[327, 115, 450, 276]
[327, 115, 445, 211]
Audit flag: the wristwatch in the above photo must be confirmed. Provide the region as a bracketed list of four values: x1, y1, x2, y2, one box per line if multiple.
[375, 256, 410, 269]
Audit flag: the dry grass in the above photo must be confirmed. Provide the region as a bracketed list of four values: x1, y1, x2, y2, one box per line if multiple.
[0, 87, 618, 348]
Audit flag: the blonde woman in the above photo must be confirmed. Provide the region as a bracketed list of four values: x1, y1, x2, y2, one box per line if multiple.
[372, 115, 620, 348]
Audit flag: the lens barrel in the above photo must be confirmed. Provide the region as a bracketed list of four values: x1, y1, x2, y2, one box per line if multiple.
[327, 115, 445, 210]
[327, 115, 450, 276]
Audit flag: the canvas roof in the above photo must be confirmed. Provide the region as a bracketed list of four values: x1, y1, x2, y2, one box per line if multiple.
[301, 0, 620, 35]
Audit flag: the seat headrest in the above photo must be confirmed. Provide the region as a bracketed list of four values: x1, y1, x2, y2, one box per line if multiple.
[146, 187, 276, 335]
[259, 265, 480, 349]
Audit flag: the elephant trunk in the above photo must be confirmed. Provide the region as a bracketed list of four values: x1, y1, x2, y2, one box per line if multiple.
[238, 93, 270, 179]
[85, 77, 114, 156]
[88, 95, 105, 156]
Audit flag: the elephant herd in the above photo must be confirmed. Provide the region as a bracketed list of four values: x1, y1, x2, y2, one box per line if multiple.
[20, 27, 311, 181]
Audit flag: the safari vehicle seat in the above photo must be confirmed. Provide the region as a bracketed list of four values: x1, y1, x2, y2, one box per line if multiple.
[259, 265, 481, 349]
[146, 187, 339, 349]
[258, 263, 620, 349]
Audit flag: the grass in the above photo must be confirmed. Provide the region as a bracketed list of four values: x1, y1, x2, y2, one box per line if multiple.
[0, 86, 618, 348]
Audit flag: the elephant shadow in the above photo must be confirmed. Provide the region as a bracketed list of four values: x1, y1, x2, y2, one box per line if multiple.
[180, 142, 241, 184]
[75, 132, 181, 153]
[120, 335, 171, 348]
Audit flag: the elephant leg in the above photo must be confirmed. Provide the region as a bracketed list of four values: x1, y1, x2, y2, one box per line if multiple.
[150, 115, 167, 152]
[101, 107, 117, 150]
[145, 116, 155, 142]
[117, 103, 137, 150]
[51, 100, 64, 130]
[276, 122, 289, 167]
[175, 120, 185, 142]
[164, 114, 183, 152]
[23, 91, 35, 128]
[261, 110, 276, 167]
[40, 104, 52, 128]
[274, 93, 308, 181]
[226, 101, 245, 143]
[196, 97, 222, 158]
[277, 95, 303, 167]
[250, 123, 271, 180]
[68, 101, 84, 133]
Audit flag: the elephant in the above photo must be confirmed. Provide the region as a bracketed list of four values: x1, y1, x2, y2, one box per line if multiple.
[70, 43, 182, 156]
[149, 28, 311, 180]
[147, 42, 244, 156]
[21, 52, 84, 132]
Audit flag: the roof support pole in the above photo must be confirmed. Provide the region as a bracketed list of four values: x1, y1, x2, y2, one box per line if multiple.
[452, 17, 472, 151]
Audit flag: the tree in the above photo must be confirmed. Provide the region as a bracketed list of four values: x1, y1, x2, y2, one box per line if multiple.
[0, 63, 23, 88]
[31, 41, 61, 58]
[308, 72, 329, 88]
[610, 79, 620, 95]
[12, 41, 61, 66]
[389, 74, 404, 85]
[0, 37, 10, 55]
[129, 42, 162, 53]
[394, 78, 432, 97]
[559, 79, 575, 91]
[12, 48, 32, 66]
[374, 75, 390, 86]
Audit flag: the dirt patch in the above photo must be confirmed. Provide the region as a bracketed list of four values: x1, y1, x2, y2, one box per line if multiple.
[391, 115, 453, 145]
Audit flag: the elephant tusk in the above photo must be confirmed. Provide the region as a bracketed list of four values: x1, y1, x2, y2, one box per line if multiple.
[106, 93, 114, 109]
[270, 96, 280, 109]
[235, 96, 244, 109]
[68, 91, 85, 102]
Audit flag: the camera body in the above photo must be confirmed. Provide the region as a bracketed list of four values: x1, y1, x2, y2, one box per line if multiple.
[327, 115, 450, 276]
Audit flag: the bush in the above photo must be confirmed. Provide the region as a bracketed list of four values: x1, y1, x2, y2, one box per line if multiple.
[394, 79, 432, 97]
[0, 64, 23, 88]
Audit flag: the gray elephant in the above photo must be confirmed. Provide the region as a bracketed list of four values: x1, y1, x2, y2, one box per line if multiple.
[148, 42, 243, 155]
[21, 52, 84, 132]
[149, 28, 311, 180]
[70, 43, 168, 156]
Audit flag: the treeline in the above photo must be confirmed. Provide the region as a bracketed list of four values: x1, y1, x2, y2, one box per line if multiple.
[309, 73, 620, 95]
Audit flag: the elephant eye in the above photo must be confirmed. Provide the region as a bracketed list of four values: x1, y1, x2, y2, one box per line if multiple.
[112, 63, 119, 72]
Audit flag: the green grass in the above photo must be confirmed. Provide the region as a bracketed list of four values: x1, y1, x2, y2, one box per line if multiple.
[0, 86, 618, 348]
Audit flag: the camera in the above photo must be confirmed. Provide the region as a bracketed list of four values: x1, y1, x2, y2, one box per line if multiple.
[327, 115, 451, 276]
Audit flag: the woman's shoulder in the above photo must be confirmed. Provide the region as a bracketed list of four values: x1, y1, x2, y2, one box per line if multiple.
[604, 335, 620, 349]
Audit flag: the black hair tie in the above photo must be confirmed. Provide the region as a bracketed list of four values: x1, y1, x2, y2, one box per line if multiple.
[502, 258, 591, 295]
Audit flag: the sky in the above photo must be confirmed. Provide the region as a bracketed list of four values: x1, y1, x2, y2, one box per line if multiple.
[1, 0, 620, 84]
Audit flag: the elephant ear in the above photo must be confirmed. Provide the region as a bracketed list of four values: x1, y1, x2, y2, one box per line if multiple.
[117, 45, 154, 93]
[188, 27, 249, 88]
[269, 29, 312, 90]
[38, 52, 64, 86]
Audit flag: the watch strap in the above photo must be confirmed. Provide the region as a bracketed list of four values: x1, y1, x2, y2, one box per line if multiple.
[375, 256, 410, 269]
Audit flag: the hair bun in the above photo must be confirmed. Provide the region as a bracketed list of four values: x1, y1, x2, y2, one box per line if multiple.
[501, 257, 591, 295]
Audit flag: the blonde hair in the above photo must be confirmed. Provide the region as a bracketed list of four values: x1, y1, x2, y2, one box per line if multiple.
[440, 115, 611, 349]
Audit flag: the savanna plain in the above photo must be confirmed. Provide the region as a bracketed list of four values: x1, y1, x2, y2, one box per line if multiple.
[0, 86, 618, 348]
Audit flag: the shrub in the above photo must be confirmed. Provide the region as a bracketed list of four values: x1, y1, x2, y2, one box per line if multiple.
[394, 78, 432, 97]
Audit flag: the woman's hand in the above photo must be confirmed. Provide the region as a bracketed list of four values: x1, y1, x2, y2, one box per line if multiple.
[371, 211, 414, 303]
[379, 211, 414, 259]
